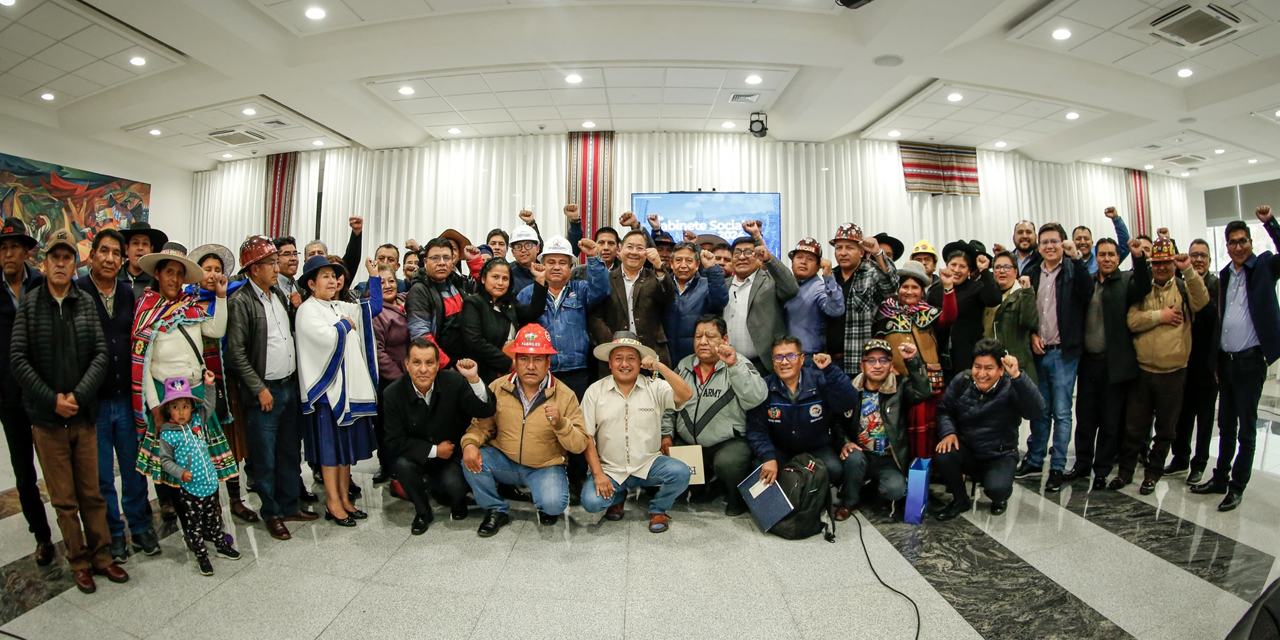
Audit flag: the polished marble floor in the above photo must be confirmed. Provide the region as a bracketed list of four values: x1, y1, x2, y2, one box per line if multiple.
[2, 418, 1280, 639]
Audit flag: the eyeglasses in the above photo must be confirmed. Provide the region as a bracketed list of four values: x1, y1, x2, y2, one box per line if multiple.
[1227, 239, 1251, 248]
[1039, 238, 1062, 246]
[993, 265, 1015, 272]
[1189, 252, 1210, 259]
[426, 255, 451, 263]
[772, 353, 801, 363]
[862, 357, 892, 365]
[733, 248, 755, 257]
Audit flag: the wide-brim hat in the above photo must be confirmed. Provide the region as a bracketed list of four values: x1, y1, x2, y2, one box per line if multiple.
[190, 243, 236, 274]
[503, 323, 558, 357]
[438, 229, 472, 253]
[941, 240, 979, 270]
[121, 221, 168, 250]
[160, 376, 199, 407]
[138, 249, 203, 284]
[299, 254, 346, 291]
[695, 233, 727, 247]
[897, 260, 931, 288]
[593, 331, 658, 362]
[0, 218, 36, 250]
[874, 233, 904, 261]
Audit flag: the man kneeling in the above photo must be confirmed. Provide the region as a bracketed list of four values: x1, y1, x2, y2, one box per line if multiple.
[835, 339, 932, 521]
[581, 332, 693, 533]
[934, 339, 1045, 520]
[461, 324, 589, 537]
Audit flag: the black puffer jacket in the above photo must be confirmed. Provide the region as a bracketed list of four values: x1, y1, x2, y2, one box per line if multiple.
[10, 283, 108, 426]
[937, 370, 1044, 458]
[0, 264, 43, 408]
[459, 284, 548, 383]
[405, 271, 478, 365]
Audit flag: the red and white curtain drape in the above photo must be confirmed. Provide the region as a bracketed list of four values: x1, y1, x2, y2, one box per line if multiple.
[1125, 168, 1151, 237]
[264, 152, 298, 238]
[567, 131, 614, 235]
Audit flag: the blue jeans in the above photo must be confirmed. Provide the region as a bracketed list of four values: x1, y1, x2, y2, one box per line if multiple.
[1025, 350, 1078, 472]
[95, 397, 149, 538]
[246, 379, 302, 519]
[462, 447, 570, 516]
[580, 455, 692, 515]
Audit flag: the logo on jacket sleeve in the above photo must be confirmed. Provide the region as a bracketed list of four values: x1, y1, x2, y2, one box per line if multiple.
[767, 407, 781, 420]
[809, 405, 823, 418]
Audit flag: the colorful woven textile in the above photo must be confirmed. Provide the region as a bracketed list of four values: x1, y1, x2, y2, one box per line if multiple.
[567, 131, 614, 234]
[899, 142, 980, 196]
[265, 152, 298, 237]
[1125, 168, 1150, 236]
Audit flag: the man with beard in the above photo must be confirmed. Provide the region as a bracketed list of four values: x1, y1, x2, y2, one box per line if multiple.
[1012, 220, 1039, 276]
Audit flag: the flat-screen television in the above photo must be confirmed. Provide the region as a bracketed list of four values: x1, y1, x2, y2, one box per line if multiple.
[630, 192, 783, 259]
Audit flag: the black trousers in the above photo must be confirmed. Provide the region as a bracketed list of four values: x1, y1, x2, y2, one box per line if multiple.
[1213, 348, 1267, 493]
[0, 405, 52, 542]
[391, 453, 469, 517]
[1118, 369, 1187, 482]
[373, 377, 397, 471]
[1073, 355, 1128, 479]
[176, 490, 225, 560]
[933, 449, 1016, 503]
[677, 436, 753, 509]
[556, 369, 592, 485]
[1170, 374, 1218, 473]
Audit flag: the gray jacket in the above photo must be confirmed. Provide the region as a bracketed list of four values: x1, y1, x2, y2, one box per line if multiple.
[735, 254, 800, 373]
[662, 354, 768, 448]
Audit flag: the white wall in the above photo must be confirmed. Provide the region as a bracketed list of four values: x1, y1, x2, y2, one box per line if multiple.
[0, 112, 196, 244]
[1185, 187, 1208, 242]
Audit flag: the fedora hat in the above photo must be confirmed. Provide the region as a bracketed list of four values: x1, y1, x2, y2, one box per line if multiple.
[0, 218, 36, 250]
[138, 247, 202, 284]
[121, 221, 168, 251]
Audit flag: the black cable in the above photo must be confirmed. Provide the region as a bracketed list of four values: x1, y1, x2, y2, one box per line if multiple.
[853, 513, 921, 640]
[0, 629, 29, 640]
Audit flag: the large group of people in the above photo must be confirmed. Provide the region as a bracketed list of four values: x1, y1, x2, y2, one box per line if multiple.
[2, 201, 1277, 594]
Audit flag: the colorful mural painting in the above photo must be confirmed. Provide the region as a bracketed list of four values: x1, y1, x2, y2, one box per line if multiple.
[0, 151, 150, 262]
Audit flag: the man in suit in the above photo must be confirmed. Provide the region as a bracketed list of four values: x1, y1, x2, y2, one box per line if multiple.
[1166, 238, 1220, 485]
[589, 229, 676, 367]
[723, 220, 800, 374]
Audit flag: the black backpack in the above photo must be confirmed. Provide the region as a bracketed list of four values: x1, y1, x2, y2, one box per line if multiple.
[769, 453, 836, 542]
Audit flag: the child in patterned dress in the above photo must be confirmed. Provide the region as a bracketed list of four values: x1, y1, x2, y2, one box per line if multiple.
[155, 372, 241, 576]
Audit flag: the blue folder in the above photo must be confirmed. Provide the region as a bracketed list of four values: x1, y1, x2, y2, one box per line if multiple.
[737, 464, 794, 532]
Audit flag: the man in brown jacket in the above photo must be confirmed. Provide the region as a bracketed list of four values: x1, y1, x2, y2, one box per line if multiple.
[1110, 238, 1209, 494]
[589, 229, 676, 367]
[461, 324, 589, 537]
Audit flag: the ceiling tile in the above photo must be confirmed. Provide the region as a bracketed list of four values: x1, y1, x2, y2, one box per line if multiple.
[949, 108, 1002, 124]
[549, 88, 608, 105]
[45, 73, 101, 97]
[343, 0, 431, 21]
[1059, 0, 1149, 30]
[0, 46, 18, 74]
[1245, 0, 1280, 22]
[966, 94, 1027, 112]
[19, 2, 91, 40]
[664, 68, 726, 88]
[1235, 24, 1280, 58]
[904, 103, 959, 119]
[658, 118, 705, 131]
[661, 104, 712, 118]
[189, 110, 242, 128]
[482, 70, 546, 92]
[927, 120, 973, 134]
[519, 121, 565, 134]
[426, 0, 506, 12]
[496, 90, 554, 108]
[427, 74, 490, 96]
[72, 60, 133, 85]
[886, 115, 937, 130]
[398, 96, 454, 115]
[1009, 100, 1065, 117]
[1018, 119, 1070, 134]
[1192, 42, 1259, 71]
[472, 122, 523, 136]
[565, 119, 611, 131]
[371, 79, 436, 101]
[945, 134, 988, 147]
[427, 125, 477, 138]
[0, 23, 56, 57]
[413, 112, 468, 127]
[64, 26, 131, 59]
[1153, 59, 1214, 81]
[8, 57, 59, 84]
[539, 68, 605, 88]
[154, 116, 208, 135]
[985, 113, 1037, 128]
[1113, 46, 1184, 75]
[32, 42, 94, 73]
[556, 104, 611, 119]
[459, 108, 513, 124]
[1017, 17, 1104, 53]
[0, 73, 37, 96]
[663, 87, 718, 104]
[0, 0, 43, 22]
[445, 92, 503, 111]
[506, 106, 561, 121]
[606, 87, 663, 104]
[1068, 31, 1148, 64]
[963, 124, 1012, 137]
[602, 67, 665, 88]
[611, 118, 661, 131]
[923, 88, 987, 106]
[264, 0, 363, 34]
[609, 104, 661, 118]
[722, 70, 788, 90]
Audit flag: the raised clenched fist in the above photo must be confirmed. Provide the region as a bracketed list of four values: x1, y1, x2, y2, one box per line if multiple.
[1062, 239, 1078, 259]
[1018, 275, 1031, 289]
[455, 358, 479, 383]
[640, 355, 660, 371]
[464, 245, 481, 259]
[530, 262, 547, 285]
[519, 209, 535, 224]
[544, 402, 560, 425]
[1002, 354, 1020, 379]
[1128, 238, 1144, 259]
[349, 216, 363, 234]
[645, 247, 662, 268]
[992, 243, 1007, 255]
[619, 212, 638, 229]
[365, 257, 377, 276]
[813, 353, 832, 370]
[578, 238, 598, 257]
[1173, 253, 1191, 270]
[700, 249, 716, 269]
[684, 230, 698, 242]
[753, 244, 772, 264]
[899, 342, 918, 360]
[820, 258, 832, 277]
[1157, 227, 1170, 240]
[1104, 206, 1118, 219]
[647, 214, 661, 230]
[860, 236, 880, 254]
[939, 268, 956, 288]
[1258, 205, 1273, 223]
[564, 204, 580, 222]
[715, 343, 738, 366]
[742, 219, 762, 237]
[976, 254, 990, 272]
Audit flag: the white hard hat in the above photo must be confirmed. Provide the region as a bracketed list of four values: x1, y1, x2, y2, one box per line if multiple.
[540, 235, 575, 260]
[510, 224, 539, 246]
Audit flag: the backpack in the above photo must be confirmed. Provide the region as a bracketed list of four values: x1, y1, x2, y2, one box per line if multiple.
[769, 453, 836, 542]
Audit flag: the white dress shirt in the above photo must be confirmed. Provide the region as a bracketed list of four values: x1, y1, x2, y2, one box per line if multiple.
[413, 377, 489, 458]
[725, 271, 756, 359]
[581, 375, 684, 483]
[250, 279, 296, 381]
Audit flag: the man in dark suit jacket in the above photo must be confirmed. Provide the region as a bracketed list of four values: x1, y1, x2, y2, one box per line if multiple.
[384, 341, 496, 535]
[589, 229, 676, 367]
[723, 221, 800, 374]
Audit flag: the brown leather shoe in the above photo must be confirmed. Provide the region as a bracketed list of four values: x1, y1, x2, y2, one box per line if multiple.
[265, 517, 292, 540]
[605, 503, 625, 521]
[283, 509, 319, 522]
[834, 506, 853, 522]
[34, 540, 55, 567]
[93, 564, 129, 584]
[73, 569, 96, 594]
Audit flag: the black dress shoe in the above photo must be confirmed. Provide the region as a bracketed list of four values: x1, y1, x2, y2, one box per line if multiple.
[934, 498, 972, 521]
[1139, 479, 1156, 495]
[325, 509, 357, 527]
[34, 540, 55, 567]
[1191, 479, 1229, 495]
[347, 508, 368, 520]
[989, 501, 1007, 516]
[1044, 470, 1064, 493]
[1219, 492, 1243, 512]
[1163, 461, 1189, 477]
[1091, 477, 1107, 491]
[497, 484, 532, 502]
[410, 514, 432, 535]
[299, 489, 320, 503]
[348, 484, 362, 499]
[372, 468, 390, 484]
[1186, 470, 1204, 486]
[538, 511, 559, 526]
[477, 510, 511, 537]
[1062, 466, 1088, 482]
[1107, 477, 1129, 491]
[451, 506, 469, 521]
[1013, 461, 1041, 479]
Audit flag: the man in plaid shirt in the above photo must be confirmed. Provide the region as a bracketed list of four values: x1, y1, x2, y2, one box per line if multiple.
[823, 223, 899, 376]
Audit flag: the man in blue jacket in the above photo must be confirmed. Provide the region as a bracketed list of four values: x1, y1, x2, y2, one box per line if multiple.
[664, 242, 728, 364]
[745, 335, 859, 496]
[784, 238, 844, 354]
[1192, 205, 1280, 511]
[934, 339, 1045, 520]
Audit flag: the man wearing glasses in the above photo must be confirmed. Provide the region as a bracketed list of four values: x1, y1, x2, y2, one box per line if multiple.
[406, 238, 477, 366]
[1192, 205, 1280, 511]
[507, 224, 542, 295]
[1165, 239, 1220, 485]
[723, 221, 799, 374]
[745, 336, 858, 495]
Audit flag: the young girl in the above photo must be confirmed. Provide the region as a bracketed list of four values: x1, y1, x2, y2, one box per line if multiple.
[154, 371, 241, 576]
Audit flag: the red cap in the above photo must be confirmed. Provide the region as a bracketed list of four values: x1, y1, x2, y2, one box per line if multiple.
[238, 235, 278, 274]
[503, 323, 559, 357]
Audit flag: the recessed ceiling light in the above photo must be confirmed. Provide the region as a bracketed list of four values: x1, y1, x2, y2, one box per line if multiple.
[149, 129, 162, 136]
[1249, 158, 1259, 164]
[1052, 28, 1072, 40]
[565, 74, 582, 84]
[1181, 172, 1191, 177]
[1101, 157, 1112, 163]
[447, 127, 461, 134]
[1065, 112, 1080, 120]
[1275, 110, 1280, 118]
[947, 93, 963, 102]
[822, 167, 829, 171]
[305, 7, 325, 19]
[745, 75, 762, 85]
[1144, 164, 1155, 170]
[312, 140, 324, 146]
[398, 86, 414, 95]
[873, 55, 904, 67]
[1177, 68, 1193, 78]
[887, 130, 901, 138]
[221, 153, 233, 159]
[0, 0, 15, 6]
[1173, 138, 1182, 143]
[242, 108, 256, 116]
[994, 141, 1007, 148]
[582, 121, 596, 128]
[1215, 148, 1226, 154]
[129, 56, 146, 66]
[40, 93, 54, 101]
[721, 121, 735, 129]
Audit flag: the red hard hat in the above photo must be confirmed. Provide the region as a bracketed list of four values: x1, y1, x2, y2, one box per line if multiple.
[503, 323, 559, 357]
[238, 235, 278, 274]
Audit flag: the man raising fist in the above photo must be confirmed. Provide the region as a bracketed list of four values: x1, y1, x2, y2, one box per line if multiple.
[664, 242, 729, 364]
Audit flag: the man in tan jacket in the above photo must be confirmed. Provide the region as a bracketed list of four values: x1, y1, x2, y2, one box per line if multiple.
[1110, 238, 1208, 494]
[461, 324, 589, 537]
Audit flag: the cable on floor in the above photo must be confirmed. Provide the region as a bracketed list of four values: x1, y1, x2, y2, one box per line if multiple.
[852, 512, 921, 640]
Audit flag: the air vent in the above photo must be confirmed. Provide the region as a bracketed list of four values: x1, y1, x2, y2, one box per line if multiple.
[1132, 2, 1255, 51]
[257, 119, 292, 129]
[1140, 144, 1164, 151]
[728, 93, 760, 104]
[1161, 154, 1206, 166]
[207, 128, 272, 147]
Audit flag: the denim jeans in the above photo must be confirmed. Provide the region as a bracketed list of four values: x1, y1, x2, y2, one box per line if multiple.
[1025, 350, 1078, 472]
[462, 447, 570, 516]
[95, 397, 149, 538]
[580, 455, 692, 515]
[246, 379, 302, 519]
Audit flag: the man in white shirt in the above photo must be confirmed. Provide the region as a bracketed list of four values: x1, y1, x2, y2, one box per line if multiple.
[580, 332, 693, 533]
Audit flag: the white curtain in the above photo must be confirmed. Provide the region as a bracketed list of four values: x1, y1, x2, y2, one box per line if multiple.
[289, 150, 323, 243]
[189, 157, 267, 256]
